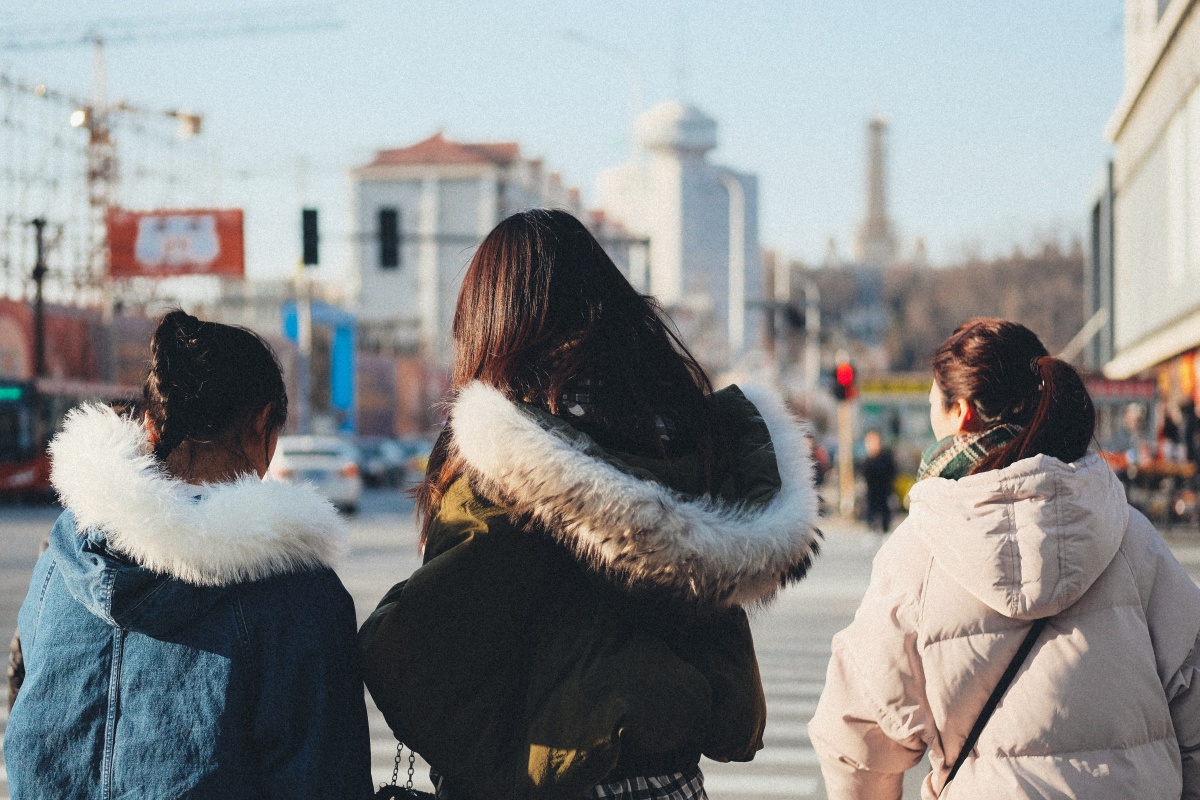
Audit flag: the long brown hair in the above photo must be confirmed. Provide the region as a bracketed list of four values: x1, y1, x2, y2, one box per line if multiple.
[417, 209, 718, 545]
[932, 318, 1094, 474]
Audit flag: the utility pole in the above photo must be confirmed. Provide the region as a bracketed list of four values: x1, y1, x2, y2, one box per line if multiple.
[296, 206, 318, 435]
[837, 400, 855, 518]
[296, 272, 312, 434]
[804, 279, 821, 395]
[30, 218, 47, 379]
[774, 256, 790, 387]
[833, 354, 857, 519]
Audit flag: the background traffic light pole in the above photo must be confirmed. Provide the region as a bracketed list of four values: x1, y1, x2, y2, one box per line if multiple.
[834, 358, 856, 518]
[294, 206, 402, 435]
[294, 207, 321, 434]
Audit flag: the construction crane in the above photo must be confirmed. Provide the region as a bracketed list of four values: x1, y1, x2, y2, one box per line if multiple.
[0, 6, 339, 52]
[0, 6, 342, 290]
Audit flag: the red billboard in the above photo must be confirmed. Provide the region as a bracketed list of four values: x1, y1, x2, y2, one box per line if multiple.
[107, 208, 245, 278]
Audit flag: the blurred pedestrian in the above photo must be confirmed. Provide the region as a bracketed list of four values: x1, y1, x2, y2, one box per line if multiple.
[859, 429, 896, 533]
[809, 318, 1200, 799]
[4, 310, 372, 799]
[359, 209, 821, 800]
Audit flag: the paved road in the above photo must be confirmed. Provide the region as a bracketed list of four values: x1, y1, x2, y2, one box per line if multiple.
[4, 491, 1200, 798]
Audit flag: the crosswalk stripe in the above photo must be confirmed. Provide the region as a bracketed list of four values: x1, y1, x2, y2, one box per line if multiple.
[760, 680, 826, 695]
[702, 773, 820, 796]
[764, 697, 819, 716]
[763, 719, 812, 742]
[750, 746, 820, 766]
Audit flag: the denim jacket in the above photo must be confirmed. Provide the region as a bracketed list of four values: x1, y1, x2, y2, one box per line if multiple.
[3, 404, 372, 799]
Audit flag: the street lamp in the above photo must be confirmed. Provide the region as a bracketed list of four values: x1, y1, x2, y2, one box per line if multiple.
[173, 111, 202, 139]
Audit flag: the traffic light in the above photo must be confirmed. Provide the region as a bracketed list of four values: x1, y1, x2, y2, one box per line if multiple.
[833, 361, 856, 401]
[301, 208, 319, 266]
[378, 207, 401, 269]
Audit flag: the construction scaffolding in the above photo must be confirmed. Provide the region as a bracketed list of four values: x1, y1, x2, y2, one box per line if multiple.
[0, 67, 217, 308]
[0, 8, 340, 310]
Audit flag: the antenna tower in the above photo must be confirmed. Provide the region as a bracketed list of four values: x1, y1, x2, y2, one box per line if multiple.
[853, 116, 897, 268]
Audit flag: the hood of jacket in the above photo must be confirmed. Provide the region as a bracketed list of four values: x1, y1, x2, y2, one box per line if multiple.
[905, 452, 1128, 619]
[48, 403, 348, 629]
[448, 381, 820, 607]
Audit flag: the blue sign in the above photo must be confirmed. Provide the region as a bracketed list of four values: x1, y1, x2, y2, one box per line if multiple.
[281, 301, 357, 434]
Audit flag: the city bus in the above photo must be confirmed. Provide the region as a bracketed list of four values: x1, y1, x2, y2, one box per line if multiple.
[0, 377, 140, 499]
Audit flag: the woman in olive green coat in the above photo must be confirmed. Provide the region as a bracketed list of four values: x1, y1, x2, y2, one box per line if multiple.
[360, 209, 821, 800]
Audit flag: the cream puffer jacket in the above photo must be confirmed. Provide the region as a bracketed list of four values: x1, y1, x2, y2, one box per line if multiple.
[809, 453, 1200, 799]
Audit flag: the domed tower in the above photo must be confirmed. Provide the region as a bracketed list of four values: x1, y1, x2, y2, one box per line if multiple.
[598, 100, 759, 367]
[635, 100, 718, 158]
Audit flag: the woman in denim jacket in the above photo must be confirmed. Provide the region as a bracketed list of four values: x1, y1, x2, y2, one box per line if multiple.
[4, 310, 372, 799]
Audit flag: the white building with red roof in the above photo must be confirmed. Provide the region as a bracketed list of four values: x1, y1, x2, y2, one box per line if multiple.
[352, 132, 583, 364]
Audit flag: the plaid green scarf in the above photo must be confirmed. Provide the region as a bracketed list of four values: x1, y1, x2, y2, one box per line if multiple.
[917, 424, 1022, 481]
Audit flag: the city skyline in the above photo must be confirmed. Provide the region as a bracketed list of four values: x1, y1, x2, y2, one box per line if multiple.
[1, 1, 1125, 282]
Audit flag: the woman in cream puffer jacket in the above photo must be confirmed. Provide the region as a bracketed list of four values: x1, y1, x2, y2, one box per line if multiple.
[809, 319, 1200, 800]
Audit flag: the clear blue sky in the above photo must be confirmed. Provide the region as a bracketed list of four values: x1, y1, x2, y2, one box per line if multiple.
[2, 0, 1126, 282]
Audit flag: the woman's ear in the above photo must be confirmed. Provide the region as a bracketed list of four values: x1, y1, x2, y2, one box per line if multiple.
[953, 397, 977, 433]
[252, 404, 275, 439]
[143, 412, 158, 446]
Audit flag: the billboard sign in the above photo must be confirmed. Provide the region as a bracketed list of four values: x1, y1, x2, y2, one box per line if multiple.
[107, 208, 245, 278]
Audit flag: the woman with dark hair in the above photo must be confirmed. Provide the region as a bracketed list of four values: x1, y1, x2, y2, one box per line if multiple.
[4, 310, 372, 799]
[360, 209, 821, 799]
[809, 318, 1200, 799]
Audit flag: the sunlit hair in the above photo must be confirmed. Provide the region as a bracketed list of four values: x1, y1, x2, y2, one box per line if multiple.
[932, 317, 1094, 474]
[417, 209, 718, 546]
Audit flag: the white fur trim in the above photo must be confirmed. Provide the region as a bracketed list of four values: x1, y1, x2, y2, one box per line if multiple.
[49, 404, 348, 586]
[450, 382, 820, 606]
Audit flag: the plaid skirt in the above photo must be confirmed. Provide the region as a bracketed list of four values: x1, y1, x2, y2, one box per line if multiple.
[589, 765, 707, 800]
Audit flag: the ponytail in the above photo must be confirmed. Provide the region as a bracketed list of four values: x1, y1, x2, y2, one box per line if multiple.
[932, 318, 1095, 475]
[973, 354, 1095, 473]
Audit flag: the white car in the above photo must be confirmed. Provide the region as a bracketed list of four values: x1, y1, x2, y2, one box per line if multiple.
[269, 435, 363, 514]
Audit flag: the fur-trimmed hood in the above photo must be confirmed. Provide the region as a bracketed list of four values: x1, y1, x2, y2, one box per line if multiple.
[49, 403, 347, 587]
[449, 381, 821, 607]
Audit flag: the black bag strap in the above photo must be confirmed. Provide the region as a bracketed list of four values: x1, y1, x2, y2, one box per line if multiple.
[942, 617, 1048, 793]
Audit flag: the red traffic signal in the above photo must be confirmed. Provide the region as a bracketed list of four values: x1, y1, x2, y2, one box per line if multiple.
[833, 362, 856, 401]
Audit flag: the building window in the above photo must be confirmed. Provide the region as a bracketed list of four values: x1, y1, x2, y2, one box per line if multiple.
[378, 207, 401, 270]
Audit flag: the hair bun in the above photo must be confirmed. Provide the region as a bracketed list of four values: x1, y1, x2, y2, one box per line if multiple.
[144, 309, 287, 462]
[162, 309, 203, 339]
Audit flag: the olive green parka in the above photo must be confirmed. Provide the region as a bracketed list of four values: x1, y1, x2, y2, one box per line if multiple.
[360, 382, 820, 800]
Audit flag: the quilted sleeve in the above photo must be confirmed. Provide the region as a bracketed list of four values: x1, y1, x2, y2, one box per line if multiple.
[1128, 511, 1200, 799]
[1167, 637, 1200, 800]
[808, 540, 931, 800]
